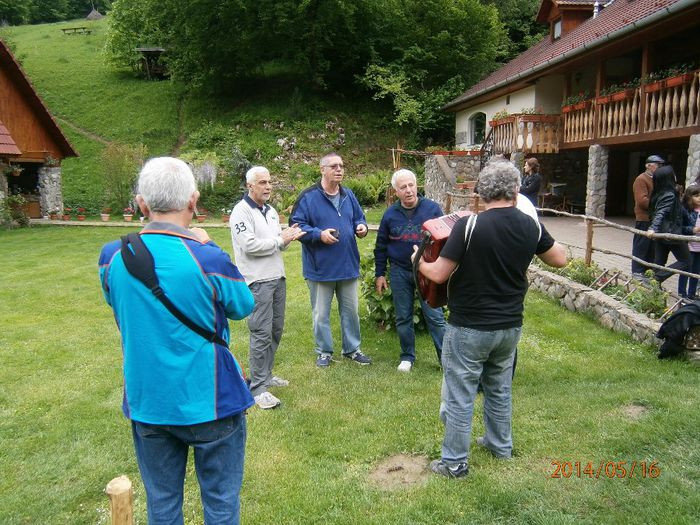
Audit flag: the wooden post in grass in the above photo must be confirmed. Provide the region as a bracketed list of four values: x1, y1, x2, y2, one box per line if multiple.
[584, 219, 594, 265]
[105, 476, 133, 525]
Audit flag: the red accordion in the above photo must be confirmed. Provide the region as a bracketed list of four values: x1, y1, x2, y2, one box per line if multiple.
[414, 211, 471, 308]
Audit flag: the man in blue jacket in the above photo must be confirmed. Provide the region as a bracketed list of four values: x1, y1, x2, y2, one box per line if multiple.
[290, 152, 372, 367]
[99, 157, 255, 524]
[375, 169, 446, 372]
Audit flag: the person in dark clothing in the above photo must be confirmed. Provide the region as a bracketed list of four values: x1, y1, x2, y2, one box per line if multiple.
[646, 165, 690, 295]
[631, 155, 664, 277]
[520, 157, 542, 206]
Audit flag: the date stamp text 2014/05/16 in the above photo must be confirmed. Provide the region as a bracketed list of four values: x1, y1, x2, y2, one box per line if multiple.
[548, 461, 661, 479]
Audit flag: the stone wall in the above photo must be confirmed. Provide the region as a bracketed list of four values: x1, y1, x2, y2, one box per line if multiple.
[585, 144, 609, 218]
[38, 167, 63, 215]
[687, 134, 700, 183]
[424, 154, 481, 210]
[528, 266, 660, 347]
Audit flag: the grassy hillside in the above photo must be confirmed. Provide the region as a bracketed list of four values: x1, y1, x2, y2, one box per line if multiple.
[1, 18, 414, 213]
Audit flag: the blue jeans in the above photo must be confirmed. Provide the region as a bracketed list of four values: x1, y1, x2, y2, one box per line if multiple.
[653, 240, 689, 294]
[439, 324, 521, 465]
[390, 266, 445, 363]
[307, 279, 361, 355]
[688, 251, 700, 297]
[131, 413, 246, 525]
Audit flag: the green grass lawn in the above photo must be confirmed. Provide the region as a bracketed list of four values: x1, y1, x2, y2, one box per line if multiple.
[1, 225, 698, 524]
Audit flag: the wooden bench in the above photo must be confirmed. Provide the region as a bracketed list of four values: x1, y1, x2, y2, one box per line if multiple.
[61, 27, 92, 35]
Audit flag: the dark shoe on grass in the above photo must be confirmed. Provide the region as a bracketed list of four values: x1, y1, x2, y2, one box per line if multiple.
[344, 349, 372, 365]
[430, 459, 469, 479]
[316, 353, 332, 368]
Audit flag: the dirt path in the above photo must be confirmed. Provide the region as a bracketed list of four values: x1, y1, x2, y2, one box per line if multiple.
[54, 116, 111, 145]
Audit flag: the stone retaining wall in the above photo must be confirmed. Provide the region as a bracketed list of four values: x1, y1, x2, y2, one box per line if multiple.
[528, 266, 660, 347]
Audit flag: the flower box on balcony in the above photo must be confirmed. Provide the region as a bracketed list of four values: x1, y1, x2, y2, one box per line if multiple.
[664, 72, 695, 88]
[488, 116, 515, 127]
[595, 94, 612, 105]
[643, 80, 665, 93]
[610, 89, 636, 102]
[562, 100, 591, 113]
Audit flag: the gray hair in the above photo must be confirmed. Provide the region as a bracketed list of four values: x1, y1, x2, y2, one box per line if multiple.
[477, 159, 521, 203]
[137, 157, 197, 213]
[320, 152, 342, 167]
[246, 166, 270, 184]
[391, 169, 416, 189]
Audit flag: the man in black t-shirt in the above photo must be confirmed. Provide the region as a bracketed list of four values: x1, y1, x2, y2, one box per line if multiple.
[414, 159, 565, 479]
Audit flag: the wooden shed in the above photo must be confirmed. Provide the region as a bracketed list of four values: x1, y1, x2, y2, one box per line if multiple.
[0, 38, 77, 217]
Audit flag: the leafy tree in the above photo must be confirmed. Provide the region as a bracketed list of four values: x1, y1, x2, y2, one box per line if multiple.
[0, 0, 31, 25]
[361, 0, 505, 143]
[484, 0, 548, 61]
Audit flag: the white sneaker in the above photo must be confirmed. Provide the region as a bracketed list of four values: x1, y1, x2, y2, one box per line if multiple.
[254, 391, 281, 410]
[397, 360, 412, 372]
[269, 376, 289, 387]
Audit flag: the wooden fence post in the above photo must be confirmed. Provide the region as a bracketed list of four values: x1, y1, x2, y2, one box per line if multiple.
[105, 475, 133, 525]
[584, 219, 594, 265]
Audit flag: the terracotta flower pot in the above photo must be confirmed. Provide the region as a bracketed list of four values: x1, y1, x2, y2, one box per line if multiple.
[664, 73, 694, 88]
[123, 214, 133, 222]
[197, 215, 207, 223]
[62, 214, 71, 221]
[644, 81, 665, 93]
[101, 213, 111, 222]
[77, 215, 86, 221]
[221, 214, 230, 223]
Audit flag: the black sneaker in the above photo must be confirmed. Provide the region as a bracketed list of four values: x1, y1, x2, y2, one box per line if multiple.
[316, 353, 332, 368]
[344, 349, 372, 365]
[430, 459, 469, 479]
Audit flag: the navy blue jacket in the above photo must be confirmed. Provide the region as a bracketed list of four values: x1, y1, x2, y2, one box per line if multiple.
[290, 182, 367, 281]
[374, 197, 443, 276]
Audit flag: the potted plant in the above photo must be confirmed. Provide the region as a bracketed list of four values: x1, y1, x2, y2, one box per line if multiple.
[561, 92, 591, 113]
[101, 207, 112, 222]
[76, 207, 87, 221]
[49, 208, 60, 220]
[488, 109, 513, 127]
[221, 207, 232, 223]
[663, 64, 695, 88]
[196, 212, 207, 223]
[123, 206, 135, 222]
[62, 207, 72, 221]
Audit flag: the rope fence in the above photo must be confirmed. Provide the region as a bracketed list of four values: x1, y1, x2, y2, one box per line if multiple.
[538, 207, 700, 282]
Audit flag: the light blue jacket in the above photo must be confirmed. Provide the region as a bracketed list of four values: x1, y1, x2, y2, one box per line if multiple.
[99, 222, 255, 425]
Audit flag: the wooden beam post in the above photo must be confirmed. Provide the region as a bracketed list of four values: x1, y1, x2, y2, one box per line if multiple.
[105, 476, 133, 525]
[584, 219, 594, 266]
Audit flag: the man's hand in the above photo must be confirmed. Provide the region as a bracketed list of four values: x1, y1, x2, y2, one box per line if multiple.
[281, 223, 306, 245]
[355, 224, 368, 238]
[646, 229, 655, 238]
[190, 227, 210, 243]
[375, 276, 388, 295]
[320, 228, 340, 245]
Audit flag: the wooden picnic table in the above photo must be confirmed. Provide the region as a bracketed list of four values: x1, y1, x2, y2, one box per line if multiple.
[61, 27, 92, 35]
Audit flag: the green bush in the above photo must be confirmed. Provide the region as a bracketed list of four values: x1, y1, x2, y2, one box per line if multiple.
[0, 193, 30, 229]
[625, 271, 668, 319]
[359, 253, 426, 332]
[101, 142, 147, 212]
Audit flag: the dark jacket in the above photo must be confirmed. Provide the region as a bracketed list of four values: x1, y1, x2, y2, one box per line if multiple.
[374, 197, 443, 276]
[520, 172, 542, 205]
[649, 190, 682, 235]
[290, 182, 367, 281]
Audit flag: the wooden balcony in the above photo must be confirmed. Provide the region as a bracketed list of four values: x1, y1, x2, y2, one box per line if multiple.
[488, 70, 700, 154]
[489, 114, 561, 155]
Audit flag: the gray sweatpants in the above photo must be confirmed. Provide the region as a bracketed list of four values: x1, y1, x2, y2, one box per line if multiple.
[247, 278, 286, 397]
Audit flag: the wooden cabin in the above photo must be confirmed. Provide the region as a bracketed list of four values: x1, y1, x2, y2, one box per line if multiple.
[444, 0, 700, 218]
[0, 38, 77, 217]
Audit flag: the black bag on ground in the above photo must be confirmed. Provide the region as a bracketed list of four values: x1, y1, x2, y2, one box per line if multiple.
[656, 303, 700, 359]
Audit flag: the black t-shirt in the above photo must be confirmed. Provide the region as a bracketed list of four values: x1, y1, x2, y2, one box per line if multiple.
[440, 206, 547, 330]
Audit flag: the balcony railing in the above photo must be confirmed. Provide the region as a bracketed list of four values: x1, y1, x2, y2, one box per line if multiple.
[489, 114, 561, 155]
[488, 70, 700, 153]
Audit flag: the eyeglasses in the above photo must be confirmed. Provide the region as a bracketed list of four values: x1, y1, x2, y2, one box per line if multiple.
[323, 163, 344, 170]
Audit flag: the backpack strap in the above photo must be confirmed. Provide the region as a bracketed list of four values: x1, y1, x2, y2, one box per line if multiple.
[120, 233, 229, 348]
